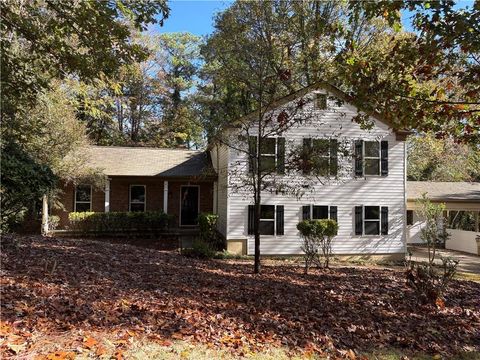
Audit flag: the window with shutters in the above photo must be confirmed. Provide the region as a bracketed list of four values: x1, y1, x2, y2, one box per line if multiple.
[355, 140, 388, 177]
[74, 185, 92, 212]
[355, 205, 388, 236]
[302, 138, 338, 176]
[248, 204, 284, 236]
[249, 136, 285, 174]
[302, 205, 338, 222]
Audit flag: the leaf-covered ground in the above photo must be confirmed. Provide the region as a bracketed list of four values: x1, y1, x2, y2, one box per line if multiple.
[1, 235, 479, 359]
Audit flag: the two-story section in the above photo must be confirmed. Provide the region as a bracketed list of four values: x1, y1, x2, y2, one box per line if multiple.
[210, 82, 408, 260]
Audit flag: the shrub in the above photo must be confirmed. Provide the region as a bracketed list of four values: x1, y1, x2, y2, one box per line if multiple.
[48, 215, 60, 231]
[182, 239, 216, 259]
[406, 254, 459, 307]
[68, 211, 173, 233]
[297, 219, 338, 273]
[198, 213, 223, 250]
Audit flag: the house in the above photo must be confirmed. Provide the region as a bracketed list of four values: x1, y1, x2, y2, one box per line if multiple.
[52, 146, 216, 229]
[210, 82, 409, 260]
[406, 181, 480, 255]
[52, 82, 409, 260]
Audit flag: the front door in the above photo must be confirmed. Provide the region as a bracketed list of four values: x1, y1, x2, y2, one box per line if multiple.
[180, 186, 199, 226]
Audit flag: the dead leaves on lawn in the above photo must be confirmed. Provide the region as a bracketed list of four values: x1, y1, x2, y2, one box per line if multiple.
[1, 234, 479, 359]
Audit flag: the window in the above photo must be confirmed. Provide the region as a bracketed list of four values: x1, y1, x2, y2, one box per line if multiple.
[355, 205, 388, 236]
[315, 93, 327, 110]
[74, 185, 92, 212]
[302, 204, 338, 223]
[248, 205, 284, 236]
[260, 138, 276, 172]
[302, 138, 338, 176]
[259, 205, 275, 235]
[407, 210, 414, 225]
[364, 206, 380, 235]
[364, 141, 380, 176]
[129, 185, 146, 212]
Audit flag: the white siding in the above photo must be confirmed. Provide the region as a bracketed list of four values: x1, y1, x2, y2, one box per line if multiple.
[222, 89, 407, 255]
[210, 144, 229, 237]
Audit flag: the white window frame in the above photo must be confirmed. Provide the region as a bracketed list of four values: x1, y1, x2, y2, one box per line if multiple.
[259, 204, 276, 236]
[74, 185, 92, 212]
[363, 141, 381, 176]
[315, 93, 327, 110]
[363, 205, 381, 236]
[259, 137, 277, 173]
[308, 204, 332, 220]
[129, 185, 146, 212]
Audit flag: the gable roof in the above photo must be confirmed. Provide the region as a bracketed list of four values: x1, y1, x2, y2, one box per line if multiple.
[226, 81, 410, 139]
[85, 146, 215, 178]
[407, 181, 480, 203]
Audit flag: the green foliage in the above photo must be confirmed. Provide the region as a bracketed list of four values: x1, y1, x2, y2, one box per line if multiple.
[416, 195, 446, 265]
[182, 239, 216, 259]
[48, 215, 60, 231]
[0, 142, 57, 232]
[407, 133, 480, 182]
[198, 213, 223, 250]
[68, 211, 173, 233]
[297, 219, 338, 271]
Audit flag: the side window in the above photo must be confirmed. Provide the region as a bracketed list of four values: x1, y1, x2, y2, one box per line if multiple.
[302, 138, 338, 176]
[130, 185, 146, 212]
[364, 141, 380, 176]
[249, 136, 285, 174]
[259, 138, 276, 173]
[302, 205, 338, 222]
[355, 205, 388, 235]
[407, 210, 414, 225]
[74, 185, 92, 212]
[247, 205, 285, 236]
[355, 140, 388, 177]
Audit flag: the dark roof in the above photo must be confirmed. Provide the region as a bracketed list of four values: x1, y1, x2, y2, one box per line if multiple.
[85, 146, 215, 178]
[407, 181, 480, 203]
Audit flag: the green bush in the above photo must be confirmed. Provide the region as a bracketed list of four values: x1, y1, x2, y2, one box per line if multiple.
[68, 211, 173, 233]
[297, 219, 338, 271]
[48, 215, 60, 230]
[182, 239, 216, 259]
[198, 213, 223, 250]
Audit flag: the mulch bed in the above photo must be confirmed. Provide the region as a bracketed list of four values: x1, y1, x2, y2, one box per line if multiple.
[1, 234, 479, 358]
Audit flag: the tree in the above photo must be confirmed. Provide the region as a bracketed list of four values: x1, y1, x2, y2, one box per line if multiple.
[407, 132, 480, 182]
[344, 1, 480, 143]
[201, 1, 356, 273]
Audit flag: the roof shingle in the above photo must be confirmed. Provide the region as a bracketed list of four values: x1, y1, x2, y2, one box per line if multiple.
[407, 181, 480, 203]
[85, 146, 215, 178]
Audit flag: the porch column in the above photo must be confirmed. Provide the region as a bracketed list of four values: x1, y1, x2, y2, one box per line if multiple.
[41, 194, 49, 235]
[105, 179, 111, 212]
[163, 181, 168, 213]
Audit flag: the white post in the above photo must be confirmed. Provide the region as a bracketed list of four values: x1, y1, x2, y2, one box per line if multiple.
[105, 179, 111, 212]
[163, 181, 168, 213]
[41, 194, 49, 235]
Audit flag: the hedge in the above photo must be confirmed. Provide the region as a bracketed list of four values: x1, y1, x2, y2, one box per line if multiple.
[68, 211, 174, 233]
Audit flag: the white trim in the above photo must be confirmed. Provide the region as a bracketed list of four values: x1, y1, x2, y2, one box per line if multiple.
[74, 185, 92, 212]
[129, 184, 146, 212]
[105, 179, 110, 213]
[163, 181, 168, 213]
[179, 185, 200, 227]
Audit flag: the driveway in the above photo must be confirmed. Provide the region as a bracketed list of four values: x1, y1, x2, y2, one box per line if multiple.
[408, 246, 480, 274]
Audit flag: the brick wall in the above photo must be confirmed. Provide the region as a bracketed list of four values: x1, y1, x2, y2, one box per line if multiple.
[53, 177, 214, 229]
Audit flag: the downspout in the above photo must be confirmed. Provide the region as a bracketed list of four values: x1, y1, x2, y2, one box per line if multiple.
[403, 141, 408, 256]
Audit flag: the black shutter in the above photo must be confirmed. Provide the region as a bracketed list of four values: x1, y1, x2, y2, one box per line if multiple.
[302, 138, 312, 174]
[381, 141, 388, 176]
[248, 205, 255, 235]
[248, 136, 257, 173]
[329, 206, 338, 222]
[276, 205, 284, 235]
[329, 139, 338, 176]
[355, 140, 363, 177]
[355, 206, 363, 235]
[381, 206, 388, 235]
[277, 137, 285, 174]
[302, 205, 311, 220]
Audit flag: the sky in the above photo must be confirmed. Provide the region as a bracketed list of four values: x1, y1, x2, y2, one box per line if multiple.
[149, 0, 233, 37]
